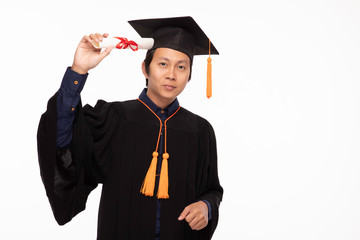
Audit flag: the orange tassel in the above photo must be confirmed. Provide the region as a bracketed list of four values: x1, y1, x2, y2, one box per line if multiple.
[207, 57, 212, 98]
[137, 98, 180, 199]
[207, 38, 212, 99]
[157, 153, 169, 199]
[140, 151, 158, 197]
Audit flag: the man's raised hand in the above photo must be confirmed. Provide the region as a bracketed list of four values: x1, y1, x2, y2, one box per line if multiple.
[71, 33, 114, 74]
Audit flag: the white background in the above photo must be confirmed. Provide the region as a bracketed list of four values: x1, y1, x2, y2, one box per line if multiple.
[1, 0, 360, 239]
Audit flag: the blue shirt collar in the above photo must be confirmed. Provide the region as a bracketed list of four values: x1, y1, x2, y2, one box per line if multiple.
[138, 88, 180, 119]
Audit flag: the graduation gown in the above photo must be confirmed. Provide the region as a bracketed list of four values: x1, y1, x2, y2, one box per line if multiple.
[37, 93, 223, 240]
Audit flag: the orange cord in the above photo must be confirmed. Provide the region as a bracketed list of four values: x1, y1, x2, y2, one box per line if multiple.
[137, 98, 163, 152]
[137, 98, 181, 199]
[163, 107, 181, 153]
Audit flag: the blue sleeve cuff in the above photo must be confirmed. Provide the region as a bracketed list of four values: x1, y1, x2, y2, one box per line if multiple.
[58, 67, 88, 112]
[56, 67, 88, 147]
[199, 200, 212, 220]
[60, 67, 88, 95]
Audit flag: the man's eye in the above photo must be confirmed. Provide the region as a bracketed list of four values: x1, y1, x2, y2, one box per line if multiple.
[160, 62, 167, 66]
[178, 65, 185, 70]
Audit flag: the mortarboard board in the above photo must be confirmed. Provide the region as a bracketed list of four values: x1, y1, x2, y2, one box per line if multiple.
[128, 16, 218, 61]
[128, 16, 218, 99]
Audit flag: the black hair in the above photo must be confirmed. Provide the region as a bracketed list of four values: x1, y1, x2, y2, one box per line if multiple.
[143, 49, 193, 86]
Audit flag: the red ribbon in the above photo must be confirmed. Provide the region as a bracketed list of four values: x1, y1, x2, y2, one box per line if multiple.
[114, 37, 138, 51]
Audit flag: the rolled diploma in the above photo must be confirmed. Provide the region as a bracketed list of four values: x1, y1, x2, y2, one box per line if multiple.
[92, 37, 154, 50]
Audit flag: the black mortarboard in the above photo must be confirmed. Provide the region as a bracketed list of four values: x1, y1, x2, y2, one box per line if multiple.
[128, 16, 218, 99]
[128, 16, 218, 61]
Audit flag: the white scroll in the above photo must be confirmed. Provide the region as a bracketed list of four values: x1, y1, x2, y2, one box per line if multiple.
[92, 37, 154, 50]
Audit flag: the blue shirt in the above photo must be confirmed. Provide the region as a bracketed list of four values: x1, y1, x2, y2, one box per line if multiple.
[56, 67, 212, 239]
[56, 67, 87, 148]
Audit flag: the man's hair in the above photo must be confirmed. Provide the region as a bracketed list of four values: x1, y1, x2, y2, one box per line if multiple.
[143, 49, 193, 86]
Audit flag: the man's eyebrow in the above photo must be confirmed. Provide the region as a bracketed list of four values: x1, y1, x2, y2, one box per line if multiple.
[177, 60, 189, 64]
[157, 57, 189, 64]
[158, 57, 170, 61]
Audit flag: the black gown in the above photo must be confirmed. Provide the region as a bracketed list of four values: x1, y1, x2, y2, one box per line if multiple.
[37, 93, 223, 240]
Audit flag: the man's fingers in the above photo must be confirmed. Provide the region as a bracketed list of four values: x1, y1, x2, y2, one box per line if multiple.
[81, 33, 109, 46]
[184, 212, 196, 223]
[89, 33, 102, 43]
[81, 35, 92, 43]
[189, 215, 207, 230]
[95, 33, 104, 42]
[178, 206, 191, 221]
[192, 221, 206, 231]
[99, 46, 114, 61]
[178, 202, 209, 230]
[189, 219, 200, 230]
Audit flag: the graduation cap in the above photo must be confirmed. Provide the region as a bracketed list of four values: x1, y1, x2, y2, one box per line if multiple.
[128, 16, 218, 99]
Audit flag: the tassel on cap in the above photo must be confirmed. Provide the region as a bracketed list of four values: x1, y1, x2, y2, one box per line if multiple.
[207, 38, 212, 99]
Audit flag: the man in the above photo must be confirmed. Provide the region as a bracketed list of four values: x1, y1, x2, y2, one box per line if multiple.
[37, 16, 223, 240]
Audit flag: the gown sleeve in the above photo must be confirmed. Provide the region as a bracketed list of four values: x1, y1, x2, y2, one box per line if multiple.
[197, 118, 224, 239]
[37, 92, 120, 225]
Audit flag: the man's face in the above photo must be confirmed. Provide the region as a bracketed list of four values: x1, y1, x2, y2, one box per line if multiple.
[142, 48, 191, 108]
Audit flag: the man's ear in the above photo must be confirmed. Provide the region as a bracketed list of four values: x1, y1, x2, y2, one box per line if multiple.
[141, 62, 149, 78]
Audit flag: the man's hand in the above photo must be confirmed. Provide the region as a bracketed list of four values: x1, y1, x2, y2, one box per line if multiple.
[71, 33, 114, 74]
[178, 201, 209, 230]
